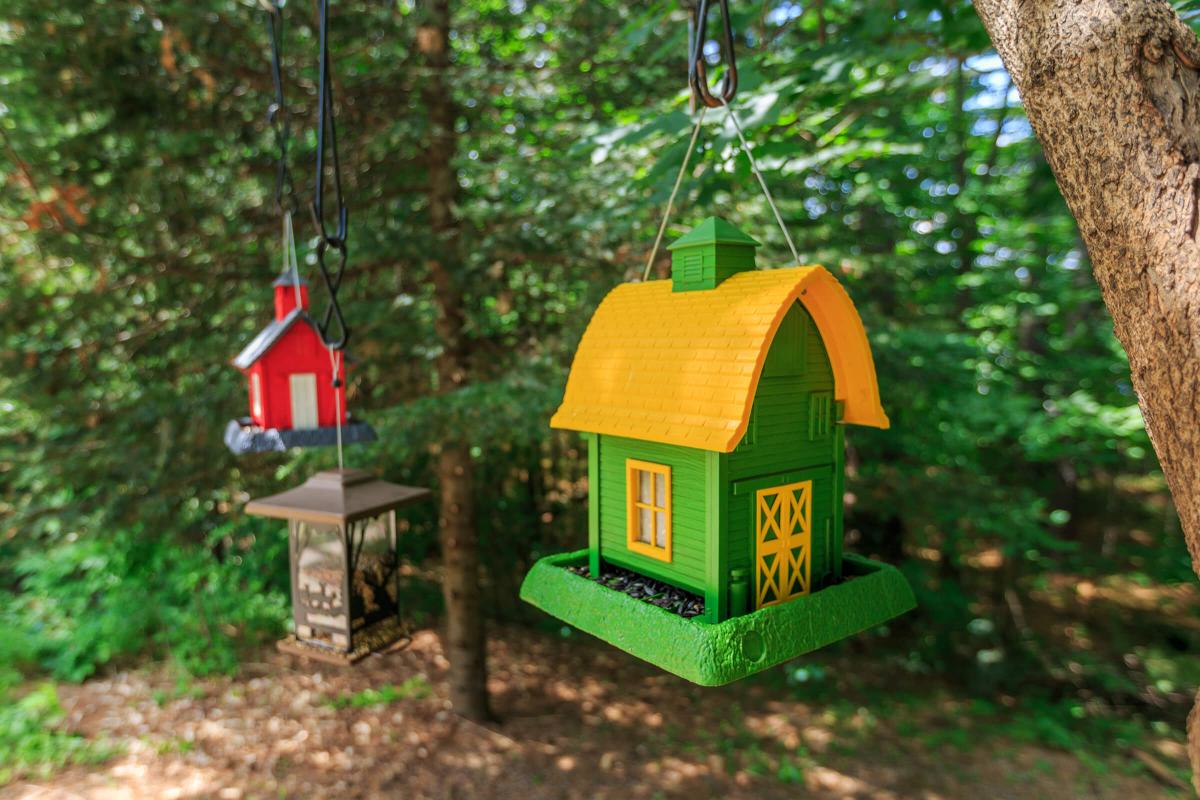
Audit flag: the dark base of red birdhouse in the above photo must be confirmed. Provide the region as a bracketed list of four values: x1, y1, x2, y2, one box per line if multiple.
[275, 617, 411, 666]
[223, 417, 377, 455]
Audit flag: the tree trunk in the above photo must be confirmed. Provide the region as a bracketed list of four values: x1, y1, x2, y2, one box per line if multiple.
[418, 0, 490, 722]
[971, 0, 1200, 787]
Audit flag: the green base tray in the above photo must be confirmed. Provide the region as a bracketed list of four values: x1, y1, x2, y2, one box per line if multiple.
[519, 550, 916, 686]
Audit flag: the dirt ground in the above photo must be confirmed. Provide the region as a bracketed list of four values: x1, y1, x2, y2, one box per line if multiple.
[1, 625, 1189, 800]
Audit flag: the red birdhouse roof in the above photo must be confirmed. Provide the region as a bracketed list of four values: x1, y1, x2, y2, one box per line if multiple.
[232, 307, 324, 370]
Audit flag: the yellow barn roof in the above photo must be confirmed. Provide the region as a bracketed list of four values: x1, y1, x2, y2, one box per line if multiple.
[550, 266, 889, 452]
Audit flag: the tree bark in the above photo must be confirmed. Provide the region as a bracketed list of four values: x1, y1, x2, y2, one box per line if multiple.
[971, 0, 1200, 787]
[418, 0, 491, 722]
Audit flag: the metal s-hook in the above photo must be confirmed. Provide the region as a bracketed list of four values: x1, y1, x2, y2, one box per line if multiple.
[688, 0, 738, 109]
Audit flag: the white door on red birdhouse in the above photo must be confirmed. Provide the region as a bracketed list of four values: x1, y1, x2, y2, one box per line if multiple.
[289, 373, 319, 429]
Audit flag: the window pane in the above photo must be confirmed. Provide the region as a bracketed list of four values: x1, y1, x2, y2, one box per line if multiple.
[356, 516, 399, 626]
[638, 470, 651, 503]
[251, 374, 263, 417]
[655, 511, 666, 547]
[638, 507, 653, 543]
[655, 472, 666, 507]
[296, 523, 348, 632]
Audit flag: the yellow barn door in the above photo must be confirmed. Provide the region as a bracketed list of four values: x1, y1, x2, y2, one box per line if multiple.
[755, 480, 812, 609]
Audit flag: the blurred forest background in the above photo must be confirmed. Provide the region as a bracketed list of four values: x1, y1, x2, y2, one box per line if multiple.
[4, 0, 1200, 796]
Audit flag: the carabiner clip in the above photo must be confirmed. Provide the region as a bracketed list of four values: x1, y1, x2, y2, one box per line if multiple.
[688, 0, 738, 108]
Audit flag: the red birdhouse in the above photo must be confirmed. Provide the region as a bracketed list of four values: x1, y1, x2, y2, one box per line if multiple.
[225, 270, 376, 454]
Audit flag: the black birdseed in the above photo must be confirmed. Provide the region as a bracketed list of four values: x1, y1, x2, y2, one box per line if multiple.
[566, 564, 705, 619]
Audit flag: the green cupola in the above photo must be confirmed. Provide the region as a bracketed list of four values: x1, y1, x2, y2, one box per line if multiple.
[667, 216, 761, 292]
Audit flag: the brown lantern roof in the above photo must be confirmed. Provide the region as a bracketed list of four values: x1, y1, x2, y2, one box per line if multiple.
[245, 469, 430, 526]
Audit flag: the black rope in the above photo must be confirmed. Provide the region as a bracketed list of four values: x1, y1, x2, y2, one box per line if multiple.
[263, 0, 298, 216]
[309, 0, 350, 353]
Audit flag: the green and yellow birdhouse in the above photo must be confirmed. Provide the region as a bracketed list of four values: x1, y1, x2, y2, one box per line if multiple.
[520, 217, 915, 685]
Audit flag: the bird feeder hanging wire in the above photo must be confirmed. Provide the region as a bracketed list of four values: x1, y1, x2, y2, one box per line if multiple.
[261, 0, 351, 468]
[310, 0, 352, 470]
[643, 0, 799, 280]
[310, 0, 351, 354]
[262, 0, 303, 310]
[263, 0, 297, 216]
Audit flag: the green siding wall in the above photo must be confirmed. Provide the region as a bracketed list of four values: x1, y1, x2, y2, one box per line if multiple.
[586, 433, 601, 577]
[584, 301, 846, 623]
[726, 466, 837, 595]
[704, 451, 727, 622]
[724, 301, 842, 602]
[594, 435, 709, 595]
[760, 299, 807, 377]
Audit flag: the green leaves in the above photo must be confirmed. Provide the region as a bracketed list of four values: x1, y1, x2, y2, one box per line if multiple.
[0, 683, 120, 785]
[325, 676, 433, 708]
[0, 0, 1178, 701]
[5, 522, 289, 681]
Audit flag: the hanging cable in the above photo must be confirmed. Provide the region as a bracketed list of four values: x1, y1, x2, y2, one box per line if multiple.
[311, 0, 352, 471]
[327, 347, 345, 470]
[643, 105, 801, 277]
[718, 97, 801, 267]
[283, 210, 303, 308]
[263, 0, 298, 217]
[309, 0, 351, 352]
[643, 107, 708, 281]
[261, 1, 305, 309]
[643, 1, 799, 277]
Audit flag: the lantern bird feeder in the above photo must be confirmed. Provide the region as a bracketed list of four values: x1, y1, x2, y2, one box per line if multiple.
[246, 468, 430, 664]
[519, 217, 916, 686]
[225, 269, 377, 454]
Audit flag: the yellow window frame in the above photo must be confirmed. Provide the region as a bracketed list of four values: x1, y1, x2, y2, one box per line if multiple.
[625, 459, 672, 562]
